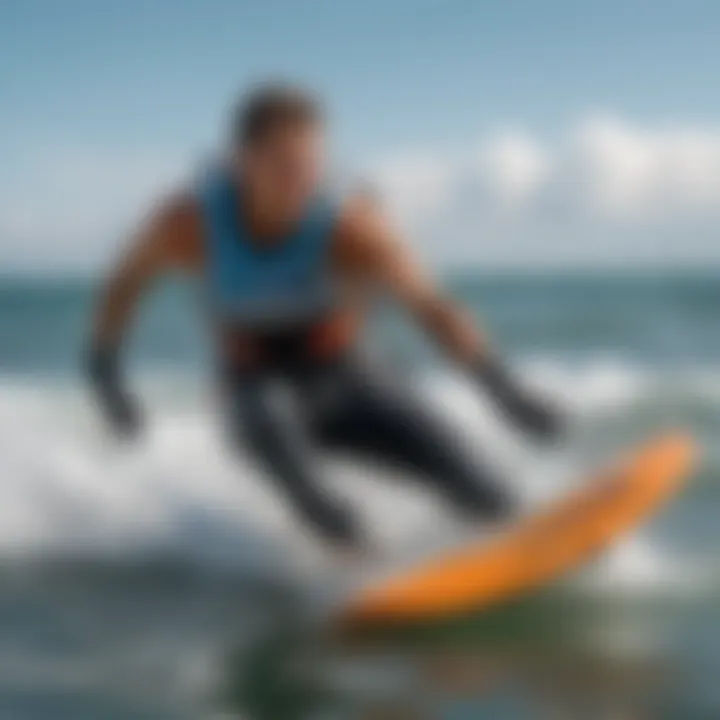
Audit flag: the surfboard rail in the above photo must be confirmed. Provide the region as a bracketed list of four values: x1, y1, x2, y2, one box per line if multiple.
[339, 433, 697, 628]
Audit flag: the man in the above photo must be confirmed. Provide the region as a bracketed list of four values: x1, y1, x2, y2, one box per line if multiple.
[88, 84, 561, 552]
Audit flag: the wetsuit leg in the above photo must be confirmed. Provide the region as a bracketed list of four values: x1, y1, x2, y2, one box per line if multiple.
[310, 359, 513, 521]
[225, 373, 360, 546]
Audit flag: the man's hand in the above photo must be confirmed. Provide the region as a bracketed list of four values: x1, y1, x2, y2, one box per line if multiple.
[87, 347, 143, 439]
[475, 355, 563, 443]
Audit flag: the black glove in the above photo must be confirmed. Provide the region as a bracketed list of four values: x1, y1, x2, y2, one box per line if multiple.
[474, 355, 563, 443]
[87, 346, 142, 438]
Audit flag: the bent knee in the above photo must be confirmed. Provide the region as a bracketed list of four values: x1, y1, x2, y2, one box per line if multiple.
[447, 473, 516, 522]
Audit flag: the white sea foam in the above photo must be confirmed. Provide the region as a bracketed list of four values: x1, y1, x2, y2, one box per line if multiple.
[0, 361, 715, 599]
[576, 535, 708, 598]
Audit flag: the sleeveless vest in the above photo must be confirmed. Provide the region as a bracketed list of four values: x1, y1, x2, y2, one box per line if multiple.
[198, 167, 339, 331]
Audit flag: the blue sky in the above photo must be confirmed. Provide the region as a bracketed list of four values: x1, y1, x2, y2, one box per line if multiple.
[3, 0, 719, 153]
[3, 0, 720, 269]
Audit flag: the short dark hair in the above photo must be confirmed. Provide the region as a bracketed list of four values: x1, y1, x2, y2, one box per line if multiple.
[232, 83, 323, 147]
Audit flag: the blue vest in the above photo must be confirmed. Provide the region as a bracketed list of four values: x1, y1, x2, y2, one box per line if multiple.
[198, 169, 339, 330]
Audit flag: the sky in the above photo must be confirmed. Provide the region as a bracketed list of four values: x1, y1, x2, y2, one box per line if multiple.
[3, 0, 720, 272]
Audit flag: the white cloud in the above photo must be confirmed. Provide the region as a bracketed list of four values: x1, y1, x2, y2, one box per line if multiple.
[370, 115, 720, 267]
[3, 115, 720, 271]
[477, 131, 551, 204]
[0, 145, 185, 272]
[370, 153, 455, 222]
[572, 117, 720, 216]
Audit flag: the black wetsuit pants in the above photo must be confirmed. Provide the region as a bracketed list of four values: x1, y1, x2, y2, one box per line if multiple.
[223, 355, 511, 546]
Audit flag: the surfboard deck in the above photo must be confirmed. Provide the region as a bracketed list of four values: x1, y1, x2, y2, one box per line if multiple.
[338, 433, 696, 628]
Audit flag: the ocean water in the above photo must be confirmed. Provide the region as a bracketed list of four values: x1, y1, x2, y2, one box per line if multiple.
[0, 271, 719, 719]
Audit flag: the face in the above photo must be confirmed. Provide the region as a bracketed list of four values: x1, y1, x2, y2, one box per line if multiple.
[239, 123, 324, 220]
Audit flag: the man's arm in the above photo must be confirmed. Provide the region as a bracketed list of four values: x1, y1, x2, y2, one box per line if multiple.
[334, 199, 487, 361]
[333, 199, 562, 441]
[88, 195, 202, 435]
[92, 195, 201, 349]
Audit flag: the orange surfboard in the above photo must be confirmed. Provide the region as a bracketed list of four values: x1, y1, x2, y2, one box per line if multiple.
[340, 433, 696, 628]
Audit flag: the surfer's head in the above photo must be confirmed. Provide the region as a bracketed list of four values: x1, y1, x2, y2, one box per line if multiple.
[232, 82, 325, 220]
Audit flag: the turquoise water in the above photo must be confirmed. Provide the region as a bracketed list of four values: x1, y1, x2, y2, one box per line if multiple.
[0, 271, 718, 718]
[3, 271, 720, 373]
